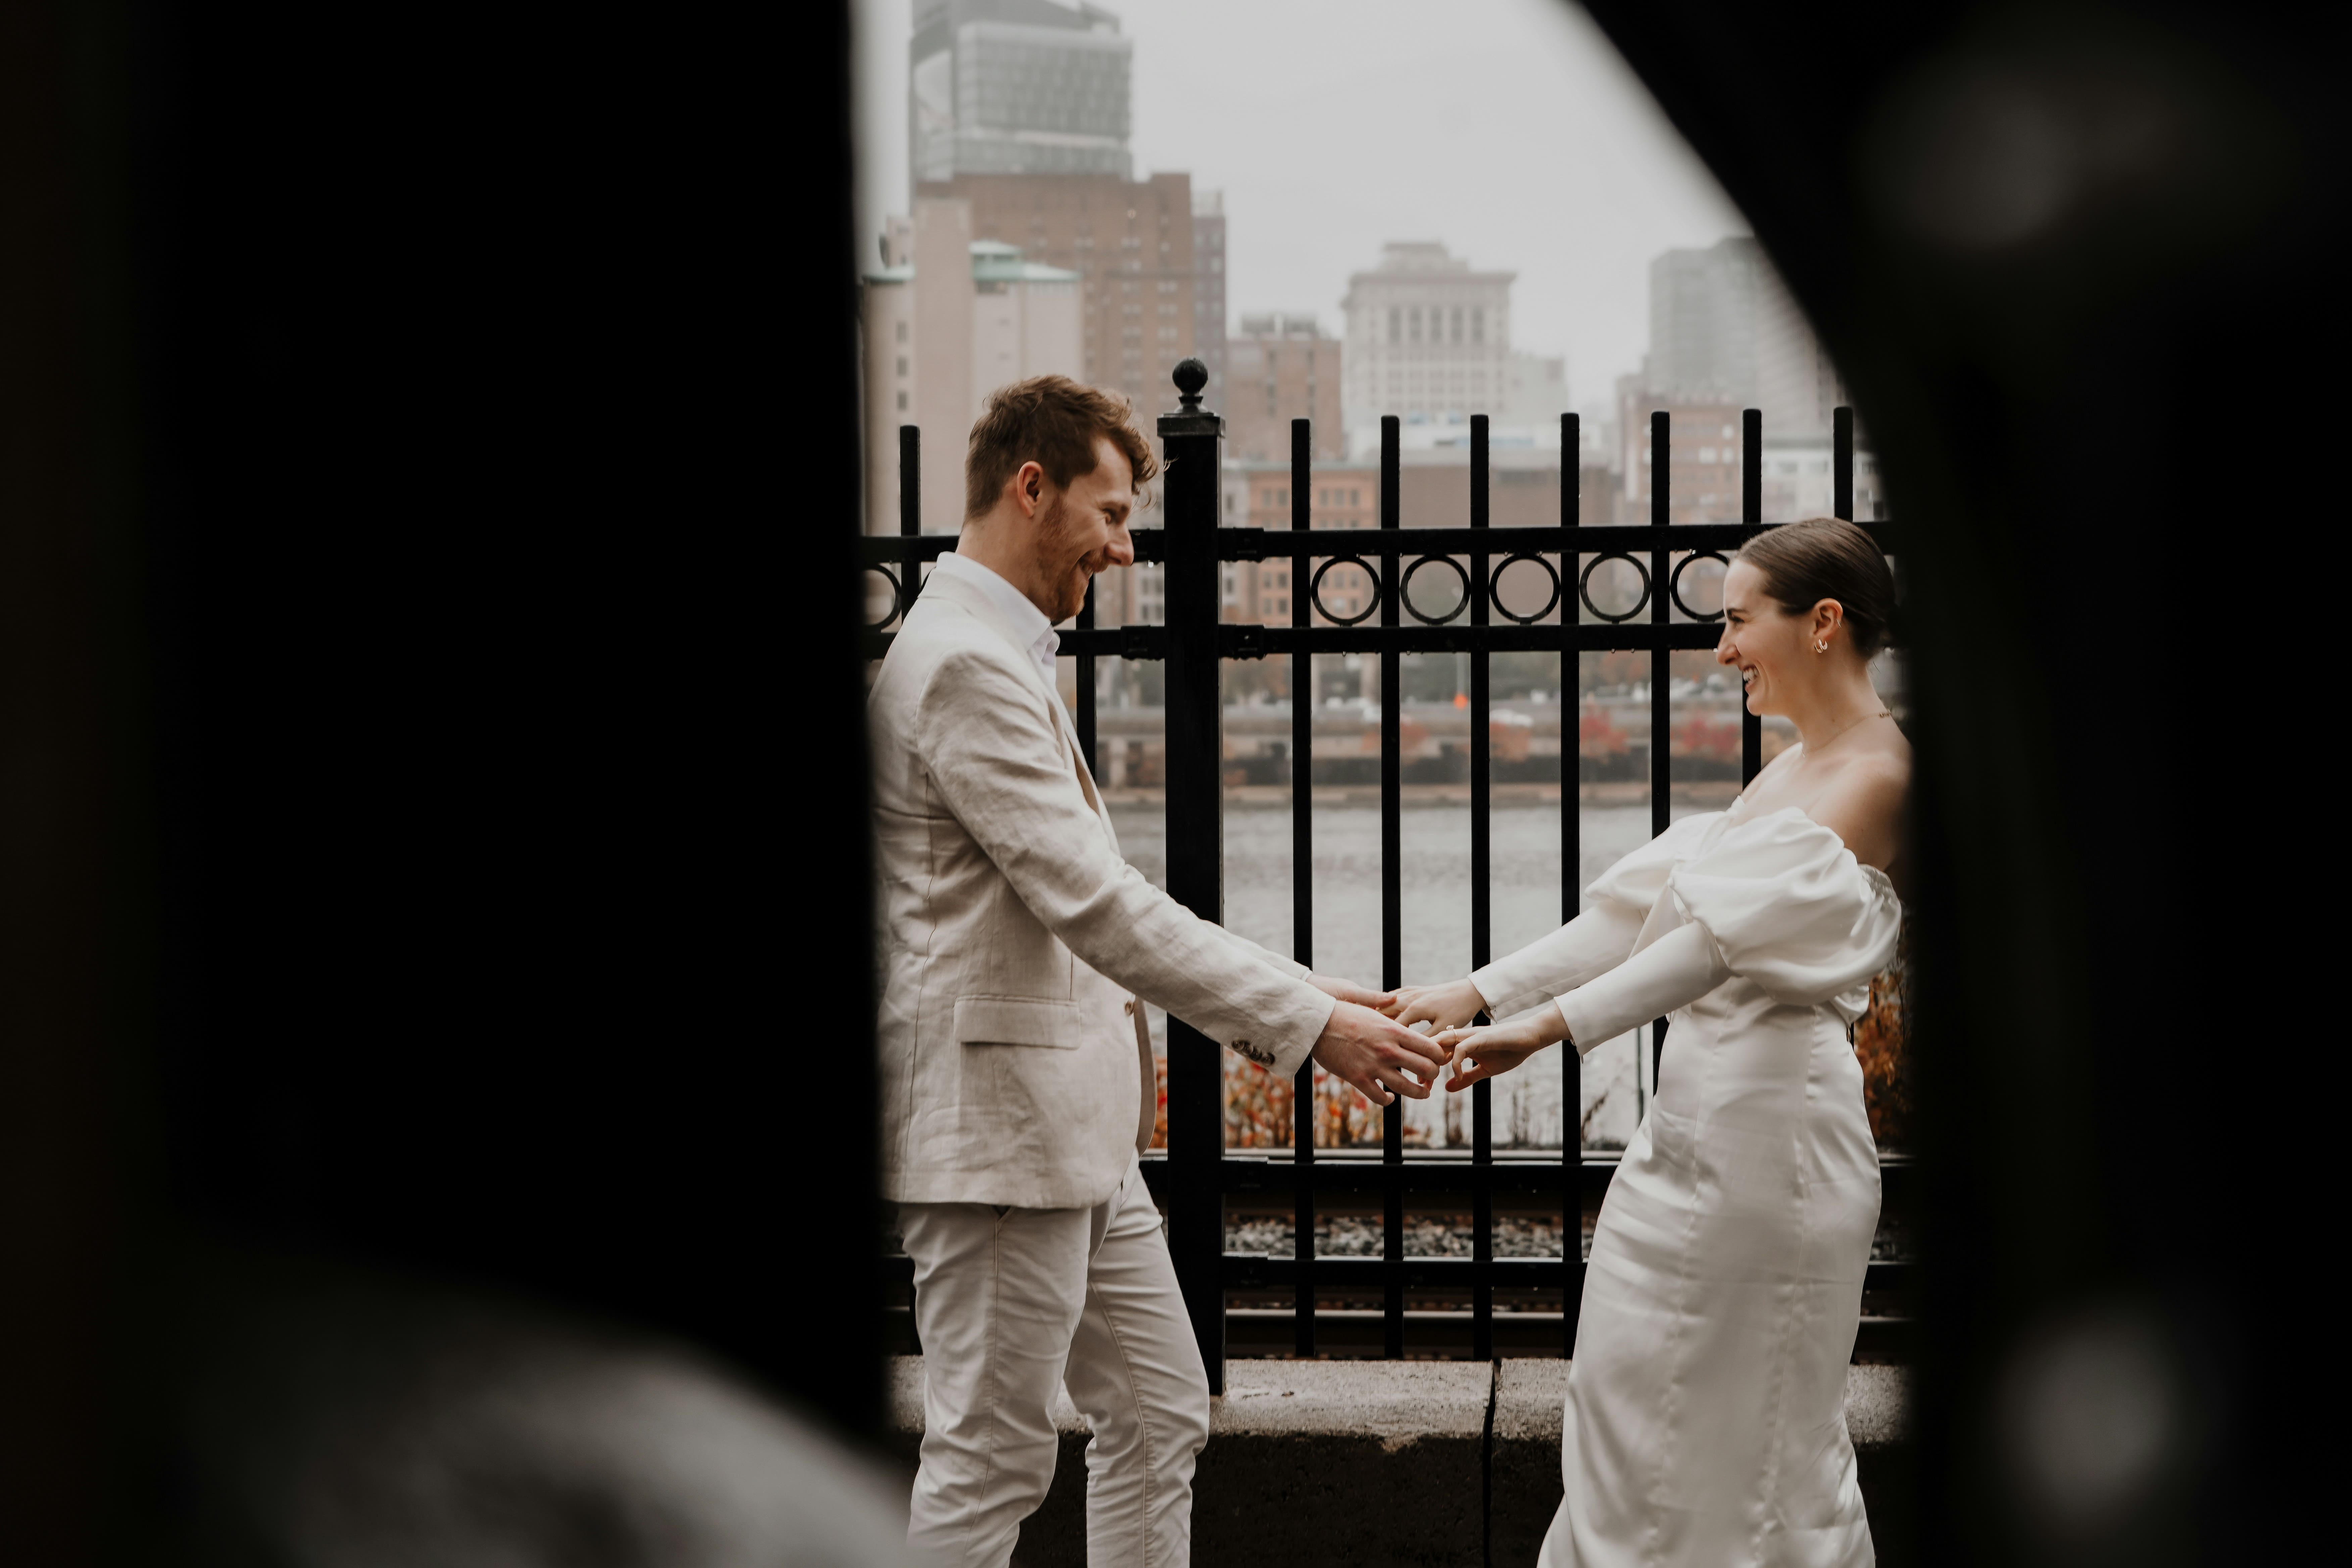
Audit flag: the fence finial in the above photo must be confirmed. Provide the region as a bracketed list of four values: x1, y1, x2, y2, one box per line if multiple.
[1172, 357, 1207, 412]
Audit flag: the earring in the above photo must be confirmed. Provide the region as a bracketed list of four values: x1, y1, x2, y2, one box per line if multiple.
[1814, 639, 1828, 653]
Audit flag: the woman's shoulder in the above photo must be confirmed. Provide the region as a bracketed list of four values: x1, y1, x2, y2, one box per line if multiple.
[1809, 749, 1909, 869]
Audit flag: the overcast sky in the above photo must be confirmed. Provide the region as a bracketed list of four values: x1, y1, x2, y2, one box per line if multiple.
[851, 0, 1751, 408]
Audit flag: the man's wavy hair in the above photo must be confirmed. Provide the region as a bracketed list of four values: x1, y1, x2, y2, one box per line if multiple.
[964, 375, 1158, 521]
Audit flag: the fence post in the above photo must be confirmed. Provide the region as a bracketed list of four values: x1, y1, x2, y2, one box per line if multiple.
[1158, 358, 1227, 1392]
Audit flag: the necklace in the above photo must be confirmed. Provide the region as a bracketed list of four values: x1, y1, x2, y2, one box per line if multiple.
[1810, 709, 1894, 750]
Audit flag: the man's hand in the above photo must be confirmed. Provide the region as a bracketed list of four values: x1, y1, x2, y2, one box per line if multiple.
[1434, 1005, 1567, 1091]
[1311, 1001, 1450, 1106]
[1384, 978, 1487, 1033]
[1307, 972, 1397, 1011]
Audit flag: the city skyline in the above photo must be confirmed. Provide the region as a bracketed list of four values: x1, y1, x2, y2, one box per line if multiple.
[853, 0, 1751, 410]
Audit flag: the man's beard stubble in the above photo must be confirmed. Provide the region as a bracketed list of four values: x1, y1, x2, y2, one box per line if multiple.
[1030, 494, 1092, 623]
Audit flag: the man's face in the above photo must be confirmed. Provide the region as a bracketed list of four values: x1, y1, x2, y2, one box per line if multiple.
[1028, 436, 1137, 623]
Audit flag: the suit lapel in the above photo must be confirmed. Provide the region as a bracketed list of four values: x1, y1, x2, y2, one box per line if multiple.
[1053, 696, 1119, 845]
[922, 570, 1119, 840]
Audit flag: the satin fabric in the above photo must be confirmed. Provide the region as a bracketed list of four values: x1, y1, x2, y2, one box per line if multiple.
[1508, 809, 1900, 1567]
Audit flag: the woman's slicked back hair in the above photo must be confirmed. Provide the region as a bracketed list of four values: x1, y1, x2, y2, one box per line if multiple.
[1734, 516, 1897, 657]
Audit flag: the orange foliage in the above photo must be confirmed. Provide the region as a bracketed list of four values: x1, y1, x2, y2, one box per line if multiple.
[1851, 922, 1913, 1148]
[1671, 715, 1741, 762]
[1578, 705, 1629, 757]
[1147, 1053, 1427, 1150]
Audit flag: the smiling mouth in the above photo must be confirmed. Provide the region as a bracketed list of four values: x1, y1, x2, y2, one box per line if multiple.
[1741, 666, 1758, 687]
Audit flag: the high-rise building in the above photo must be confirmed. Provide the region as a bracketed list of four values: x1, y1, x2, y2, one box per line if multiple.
[1647, 235, 1850, 439]
[1191, 189, 1227, 411]
[1224, 314, 1343, 463]
[863, 198, 1084, 537]
[910, 0, 1132, 184]
[1499, 353, 1569, 434]
[1754, 265, 1849, 439]
[918, 170, 1196, 416]
[1618, 392, 1745, 524]
[1340, 242, 1515, 444]
[1647, 237, 1765, 403]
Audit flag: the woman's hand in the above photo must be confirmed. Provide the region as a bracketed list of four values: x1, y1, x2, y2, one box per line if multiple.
[1434, 1006, 1569, 1091]
[1307, 972, 1398, 1012]
[1384, 978, 1488, 1033]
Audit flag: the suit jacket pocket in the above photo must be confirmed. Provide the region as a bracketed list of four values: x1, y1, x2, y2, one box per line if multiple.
[954, 995, 1087, 1048]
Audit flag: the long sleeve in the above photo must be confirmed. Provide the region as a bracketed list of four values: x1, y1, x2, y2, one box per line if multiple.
[1216, 926, 1311, 982]
[919, 647, 1334, 1078]
[1553, 922, 1732, 1056]
[1472, 812, 1726, 1019]
[1470, 903, 1645, 1021]
[1551, 807, 1901, 1053]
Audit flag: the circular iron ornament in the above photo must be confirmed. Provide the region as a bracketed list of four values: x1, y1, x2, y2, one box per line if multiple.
[1668, 550, 1731, 624]
[864, 565, 904, 630]
[1309, 554, 1381, 627]
[1487, 552, 1562, 626]
[1400, 554, 1473, 626]
[1577, 552, 1652, 625]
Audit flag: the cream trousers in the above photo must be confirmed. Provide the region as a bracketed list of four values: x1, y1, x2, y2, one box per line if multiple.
[900, 1155, 1210, 1567]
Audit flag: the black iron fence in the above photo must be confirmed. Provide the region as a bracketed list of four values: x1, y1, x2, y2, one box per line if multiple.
[864, 360, 1908, 1390]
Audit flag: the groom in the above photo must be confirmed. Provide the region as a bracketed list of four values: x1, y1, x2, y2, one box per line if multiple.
[869, 374, 1445, 1565]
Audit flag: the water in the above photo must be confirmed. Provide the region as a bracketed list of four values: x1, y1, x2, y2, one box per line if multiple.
[1112, 796, 1693, 1151]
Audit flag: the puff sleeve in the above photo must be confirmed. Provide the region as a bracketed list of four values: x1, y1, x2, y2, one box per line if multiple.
[1553, 810, 1900, 1053]
[1470, 813, 1722, 1020]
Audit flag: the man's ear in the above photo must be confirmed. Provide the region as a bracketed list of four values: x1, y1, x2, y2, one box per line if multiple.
[1013, 460, 1046, 518]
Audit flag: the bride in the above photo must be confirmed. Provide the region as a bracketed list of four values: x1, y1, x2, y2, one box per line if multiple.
[1391, 517, 1907, 1567]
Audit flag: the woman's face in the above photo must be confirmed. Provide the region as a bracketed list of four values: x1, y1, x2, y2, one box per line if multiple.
[1716, 560, 1816, 717]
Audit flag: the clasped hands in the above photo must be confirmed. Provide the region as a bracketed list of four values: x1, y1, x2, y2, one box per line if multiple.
[1302, 973, 1567, 1106]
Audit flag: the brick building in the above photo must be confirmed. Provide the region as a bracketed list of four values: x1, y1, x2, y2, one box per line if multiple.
[862, 199, 1083, 537]
[1341, 242, 1515, 444]
[917, 170, 1199, 418]
[1618, 394, 1746, 525]
[1223, 314, 1344, 464]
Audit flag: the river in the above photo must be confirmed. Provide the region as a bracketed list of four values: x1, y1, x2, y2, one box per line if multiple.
[1111, 795, 1701, 1152]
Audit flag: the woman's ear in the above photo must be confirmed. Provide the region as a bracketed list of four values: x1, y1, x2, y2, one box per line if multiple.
[1812, 598, 1845, 645]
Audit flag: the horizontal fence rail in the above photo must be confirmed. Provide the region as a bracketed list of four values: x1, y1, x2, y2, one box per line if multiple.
[868, 363, 1902, 1387]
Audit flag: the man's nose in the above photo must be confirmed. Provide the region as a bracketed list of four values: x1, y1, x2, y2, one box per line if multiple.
[1104, 523, 1136, 568]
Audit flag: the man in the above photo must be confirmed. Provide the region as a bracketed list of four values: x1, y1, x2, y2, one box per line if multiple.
[869, 376, 1446, 1566]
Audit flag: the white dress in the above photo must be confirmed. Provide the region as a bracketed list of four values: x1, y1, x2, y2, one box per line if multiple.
[1468, 807, 1901, 1567]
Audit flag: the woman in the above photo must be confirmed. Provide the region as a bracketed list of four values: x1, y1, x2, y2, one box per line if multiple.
[1391, 517, 1907, 1566]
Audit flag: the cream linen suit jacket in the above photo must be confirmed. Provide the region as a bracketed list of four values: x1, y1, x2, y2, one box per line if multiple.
[869, 567, 1335, 1210]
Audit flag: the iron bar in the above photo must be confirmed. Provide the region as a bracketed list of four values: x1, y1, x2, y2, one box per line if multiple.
[1469, 413, 1493, 1364]
[1379, 414, 1404, 1360]
[1076, 578, 1096, 776]
[900, 424, 923, 610]
[1159, 371, 1229, 1392]
[871, 620, 1751, 663]
[858, 520, 1913, 573]
[1215, 1256, 1917, 1293]
[1562, 410, 1582, 1356]
[1742, 409, 1762, 785]
[1649, 412, 1671, 1091]
[1834, 406, 1854, 521]
[1134, 1147, 1916, 1202]
[1291, 417, 1315, 1359]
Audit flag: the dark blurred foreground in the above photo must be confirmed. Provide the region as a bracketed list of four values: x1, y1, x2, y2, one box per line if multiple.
[0, 1, 2337, 1562]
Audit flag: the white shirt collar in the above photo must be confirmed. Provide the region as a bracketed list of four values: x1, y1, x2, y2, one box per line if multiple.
[932, 550, 1061, 682]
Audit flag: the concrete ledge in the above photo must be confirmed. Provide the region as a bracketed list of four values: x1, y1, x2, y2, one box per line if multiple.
[1198, 1363, 1488, 1565]
[887, 1358, 1912, 1567]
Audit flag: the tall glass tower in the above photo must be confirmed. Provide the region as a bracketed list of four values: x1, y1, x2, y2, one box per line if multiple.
[910, 0, 1132, 184]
